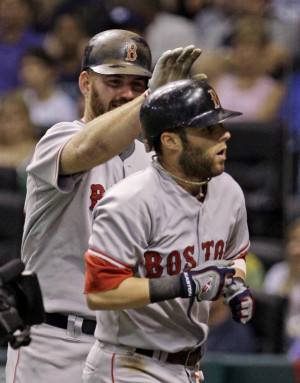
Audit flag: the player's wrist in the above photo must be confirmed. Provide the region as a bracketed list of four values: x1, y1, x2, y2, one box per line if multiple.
[148, 272, 196, 303]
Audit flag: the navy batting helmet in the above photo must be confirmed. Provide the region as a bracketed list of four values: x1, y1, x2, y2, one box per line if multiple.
[81, 29, 152, 77]
[140, 78, 242, 149]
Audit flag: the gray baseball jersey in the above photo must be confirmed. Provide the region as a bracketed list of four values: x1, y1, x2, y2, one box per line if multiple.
[85, 160, 250, 352]
[21, 120, 152, 317]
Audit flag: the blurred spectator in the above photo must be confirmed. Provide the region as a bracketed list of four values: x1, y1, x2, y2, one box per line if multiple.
[31, 0, 65, 33]
[263, 216, 300, 295]
[144, 0, 198, 64]
[20, 47, 79, 137]
[0, 91, 37, 168]
[263, 217, 300, 348]
[206, 251, 264, 354]
[279, 55, 300, 149]
[44, 12, 88, 98]
[212, 17, 285, 122]
[191, 0, 291, 80]
[191, 0, 235, 50]
[272, 0, 300, 22]
[206, 297, 256, 354]
[177, 0, 207, 19]
[108, 5, 147, 35]
[0, 0, 44, 95]
[245, 252, 265, 290]
[268, 0, 300, 54]
[231, 0, 293, 76]
[117, 0, 198, 65]
[51, 0, 112, 36]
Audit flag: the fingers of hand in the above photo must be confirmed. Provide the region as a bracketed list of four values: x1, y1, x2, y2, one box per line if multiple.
[163, 46, 201, 79]
[239, 297, 253, 323]
[150, 46, 202, 90]
[223, 277, 246, 299]
[177, 47, 202, 73]
[159, 47, 184, 69]
[173, 48, 202, 79]
[149, 48, 184, 91]
[230, 292, 254, 323]
[175, 45, 197, 63]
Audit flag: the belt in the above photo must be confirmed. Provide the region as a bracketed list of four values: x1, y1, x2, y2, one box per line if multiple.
[135, 346, 202, 367]
[45, 313, 96, 336]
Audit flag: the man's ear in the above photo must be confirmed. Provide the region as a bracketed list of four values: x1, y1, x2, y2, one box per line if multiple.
[78, 71, 91, 96]
[160, 131, 182, 152]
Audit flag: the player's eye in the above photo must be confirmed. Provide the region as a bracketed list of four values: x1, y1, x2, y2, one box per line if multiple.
[107, 79, 123, 88]
[200, 126, 214, 135]
[131, 81, 147, 93]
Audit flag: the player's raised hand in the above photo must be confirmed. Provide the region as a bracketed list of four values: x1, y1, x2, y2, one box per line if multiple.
[223, 278, 254, 324]
[148, 45, 202, 92]
[180, 260, 235, 301]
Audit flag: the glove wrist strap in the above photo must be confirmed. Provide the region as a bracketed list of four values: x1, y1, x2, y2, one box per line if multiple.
[149, 272, 197, 303]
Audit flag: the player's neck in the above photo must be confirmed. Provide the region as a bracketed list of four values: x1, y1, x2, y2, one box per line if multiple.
[158, 159, 210, 199]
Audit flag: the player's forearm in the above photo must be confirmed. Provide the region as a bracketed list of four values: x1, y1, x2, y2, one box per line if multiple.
[86, 277, 150, 310]
[86, 259, 237, 311]
[60, 93, 145, 175]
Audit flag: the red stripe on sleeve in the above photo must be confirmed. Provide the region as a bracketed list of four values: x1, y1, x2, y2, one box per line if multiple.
[227, 241, 250, 260]
[84, 252, 134, 293]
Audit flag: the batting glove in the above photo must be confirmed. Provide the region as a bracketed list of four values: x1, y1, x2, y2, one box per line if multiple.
[180, 260, 235, 301]
[224, 278, 254, 324]
[148, 45, 202, 92]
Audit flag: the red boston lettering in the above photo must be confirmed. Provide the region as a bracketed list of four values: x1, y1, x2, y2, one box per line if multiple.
[90, 184, 105, 210]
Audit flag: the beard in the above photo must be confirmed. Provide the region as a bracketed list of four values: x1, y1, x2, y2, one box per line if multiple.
[179, 143, 221, 180]
[90, 84, 133, 119]
[90, 85, 106, 118]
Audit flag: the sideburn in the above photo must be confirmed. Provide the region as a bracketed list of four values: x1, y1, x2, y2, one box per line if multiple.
[90, 83, 105, 118]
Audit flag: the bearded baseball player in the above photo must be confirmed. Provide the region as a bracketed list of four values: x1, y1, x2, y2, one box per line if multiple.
[5, 29, 202, 382]
[83, 78, 254, 383]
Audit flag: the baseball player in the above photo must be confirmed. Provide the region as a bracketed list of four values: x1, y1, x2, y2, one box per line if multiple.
[5, 30, 202, 383]
[83, 78, 254, 383]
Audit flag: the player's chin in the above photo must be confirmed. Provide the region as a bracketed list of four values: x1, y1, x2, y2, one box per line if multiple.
[211, 161, 225, 176]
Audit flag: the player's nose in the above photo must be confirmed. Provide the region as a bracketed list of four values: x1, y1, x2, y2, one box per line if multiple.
[220, 129, 231, 142]
[120, 85, 135, 100]
[223, 130, 231, 141]
[216, 125, 231, 142]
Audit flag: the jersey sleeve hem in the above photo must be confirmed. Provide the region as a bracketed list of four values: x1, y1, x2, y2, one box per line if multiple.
[226, 241, 250, 260]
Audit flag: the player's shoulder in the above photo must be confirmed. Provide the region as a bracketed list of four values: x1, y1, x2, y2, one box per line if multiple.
[212, 172, 245, 197]
[41, 120, 82, 140]
[29, 120, 82, 163]
[103, 164, 159, 203]
[35, 120, 82, 150]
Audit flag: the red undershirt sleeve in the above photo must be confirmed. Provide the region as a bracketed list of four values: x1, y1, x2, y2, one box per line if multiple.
[84, 251, 134, 293]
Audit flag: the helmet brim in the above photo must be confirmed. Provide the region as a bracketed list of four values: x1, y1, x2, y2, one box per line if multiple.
[188, 108, 242, 128]
[89, 63, 152, 78]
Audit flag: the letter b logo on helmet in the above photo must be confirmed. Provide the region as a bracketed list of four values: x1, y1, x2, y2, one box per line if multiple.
[81, 29, 152, 78]
[125, 42, 138, 62]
